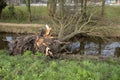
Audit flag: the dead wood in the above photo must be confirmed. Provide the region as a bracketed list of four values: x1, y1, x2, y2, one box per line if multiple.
[8, 24, 80, 58]
[8, 25, 65, 58]
[9, 35, 36, 55]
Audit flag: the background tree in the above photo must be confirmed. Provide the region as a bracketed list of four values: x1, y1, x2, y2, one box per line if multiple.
[74, 0, 78, 12]
[0, 0, 7, 18]
[101, 0, 105, 17]
[25, 0, 31, 22]
[47, 0, 57, 17]
[81, 0, 87, 19]
[58, 0, 65, 17]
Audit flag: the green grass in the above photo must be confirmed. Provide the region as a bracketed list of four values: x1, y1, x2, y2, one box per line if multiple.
[85, 5, 120, 26]
[1, 6, 49, 23]
[0, 50, 120, 80]
[105, 6, 120, 24]
[1, 5, 120, 24]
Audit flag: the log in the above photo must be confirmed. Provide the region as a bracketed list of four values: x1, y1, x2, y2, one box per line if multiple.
[8, 24, 62, 58]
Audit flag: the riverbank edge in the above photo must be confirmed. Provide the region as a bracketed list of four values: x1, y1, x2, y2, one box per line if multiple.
[0, 22, 120, 38]
[0, 22, 45, 34]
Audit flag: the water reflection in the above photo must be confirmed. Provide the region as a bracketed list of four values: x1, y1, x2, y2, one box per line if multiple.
[0, 33, 17, 49]
[85, 42, 99, 55]
[69, 39, 120, 57]
[101, 42, 120, 57]
[6, 36, 14, 42]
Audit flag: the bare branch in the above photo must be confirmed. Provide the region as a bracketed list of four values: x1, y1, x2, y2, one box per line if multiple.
[79, 13, 93, 31]
[64, 13, 78, 28]
[60, 31, 80, 41]
[75, 16, 83, 32]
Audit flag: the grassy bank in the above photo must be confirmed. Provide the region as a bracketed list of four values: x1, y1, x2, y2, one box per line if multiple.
[0, 23, 45, 33]
[86, 25, 120, 38]
[0, 50, 120, 80]
[0, 23, 120, 36]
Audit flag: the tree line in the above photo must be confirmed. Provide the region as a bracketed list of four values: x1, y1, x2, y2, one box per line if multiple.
[47, 0, 106, 17]
[0, 0, 106, 21]
[26, 0, 106, 21]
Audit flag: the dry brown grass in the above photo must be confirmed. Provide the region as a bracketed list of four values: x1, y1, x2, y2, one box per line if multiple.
[86, 25, 120, 37]
[0, 22, 45, 33]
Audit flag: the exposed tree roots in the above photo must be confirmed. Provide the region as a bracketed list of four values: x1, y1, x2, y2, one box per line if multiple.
[8, 25, 70, 58]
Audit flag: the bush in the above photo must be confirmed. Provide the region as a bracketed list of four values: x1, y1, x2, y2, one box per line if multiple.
[8, 4, 15, 18]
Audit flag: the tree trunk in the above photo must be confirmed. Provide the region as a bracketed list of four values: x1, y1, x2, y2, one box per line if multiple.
[74, 0, 78, 12]
[101, 0, 105, 17]
[0, 10, 2, 18]
[47, 0, 57, 17]
[59, 0, 65, 17]
[58, 24, 64, 39]
[0, 0, 7, 18]
[60, 31, 80, 41]
[81, 0, 84, 16]
[84, 0, 87, 19]
[25, 0, 31, 22]
[81, 0, 87, 19]
[79, 41, 85, 54]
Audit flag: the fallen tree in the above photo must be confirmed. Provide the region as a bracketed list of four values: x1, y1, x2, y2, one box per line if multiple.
[50, 13, 95, 41]
[8, 13, 95, 58]
[8, 25, 71, 58]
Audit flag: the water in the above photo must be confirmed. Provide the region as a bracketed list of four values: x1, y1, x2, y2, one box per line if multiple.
[0, 33, 22, 49]
[65, 37, 120, 57]
[0, 33, 120, 57]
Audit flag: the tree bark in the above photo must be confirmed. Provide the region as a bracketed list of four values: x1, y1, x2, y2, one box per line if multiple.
[47, 0, 57, 17]
[0, 10, 2, 18]
[81, 0, 84, 16]
[84, 0, 87, 19]
[60, 31, 80, 41]
[25, 0, 31, 22]
[81, 0, 87, 19]
[59, 0, 65, 17]
[101, 0, 105, 17]
[0, 0, 7, 18]
[74, 0, 78, 12]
